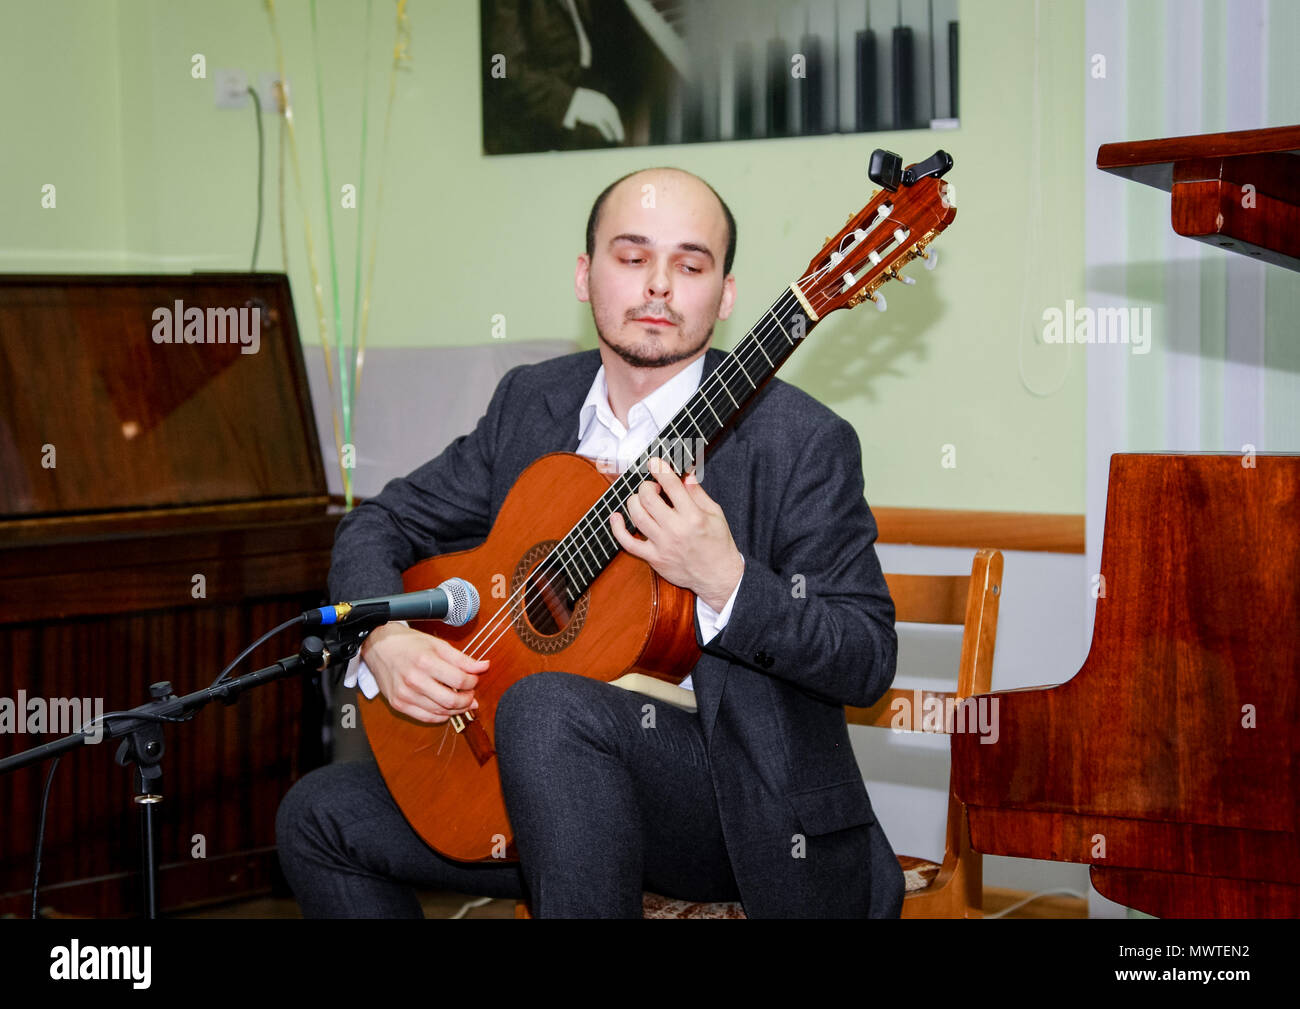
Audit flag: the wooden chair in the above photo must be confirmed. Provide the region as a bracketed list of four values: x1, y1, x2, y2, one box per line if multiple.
[514, 548, 1004, 919]
[851, 547, 1003, 918]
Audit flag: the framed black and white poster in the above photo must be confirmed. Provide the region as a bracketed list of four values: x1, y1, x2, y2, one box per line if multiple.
[479, 0, 961, 155]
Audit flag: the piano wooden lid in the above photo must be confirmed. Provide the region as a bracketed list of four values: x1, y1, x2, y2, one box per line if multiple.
[0, 273, 328, 521]
[1096, 124, 1300, 271]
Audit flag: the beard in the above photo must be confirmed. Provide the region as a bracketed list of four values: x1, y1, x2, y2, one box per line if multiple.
[590, 292, 716, 369]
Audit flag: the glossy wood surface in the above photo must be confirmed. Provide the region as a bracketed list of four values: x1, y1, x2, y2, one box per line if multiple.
[952, 453, 1300, 918]
[0, 273, 325, 516]
[0, 273, 335, 916]
[1097, 125, 1300, 271]
[873, 507, 1084, 553]
[364, 452, 701, 863]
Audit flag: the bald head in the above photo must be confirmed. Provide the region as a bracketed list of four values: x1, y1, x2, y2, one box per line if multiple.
[585, 167, 737, 275]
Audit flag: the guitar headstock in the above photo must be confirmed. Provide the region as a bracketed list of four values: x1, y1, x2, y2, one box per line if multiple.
[795, 149, 956, 319]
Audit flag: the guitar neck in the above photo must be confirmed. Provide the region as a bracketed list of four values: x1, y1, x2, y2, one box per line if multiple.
[656, 284, 817, 456]
[553, 283, 820, 604]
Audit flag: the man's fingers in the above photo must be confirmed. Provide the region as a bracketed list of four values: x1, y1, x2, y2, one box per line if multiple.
[587, 91, 624, 142]
[392, 690, 452, 724]
[404, 674, 473, 716]
[416, 656, 477, 693]
[626, 490, 664, 537]
[646, 458, 699, 514]
[425, 678, 475, 713]
[611, 511, 648, 558]
[429, 638, 489, 681]
[685, 473, 722, 514]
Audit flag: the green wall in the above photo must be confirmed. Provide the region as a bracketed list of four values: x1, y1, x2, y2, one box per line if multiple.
[0, 0, 1087, 513]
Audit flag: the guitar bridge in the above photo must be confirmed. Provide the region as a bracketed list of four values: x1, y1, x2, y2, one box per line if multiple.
[449, 710, 495, 766]
[449, 709, 474, 733]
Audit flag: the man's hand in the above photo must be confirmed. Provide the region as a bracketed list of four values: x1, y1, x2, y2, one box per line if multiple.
[567, 87, 625, 142]
[610, 457, 745, 611]
[360, 623, 488, 725]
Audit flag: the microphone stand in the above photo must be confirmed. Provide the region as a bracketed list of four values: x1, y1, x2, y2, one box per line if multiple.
[0, 611, 389, 919]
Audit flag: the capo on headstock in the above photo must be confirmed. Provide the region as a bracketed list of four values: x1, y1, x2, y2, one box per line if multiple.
[868, 149, 954, 192]
[796, 150, 956, 319]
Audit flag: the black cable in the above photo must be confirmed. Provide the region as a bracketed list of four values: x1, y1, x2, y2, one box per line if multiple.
[29, 710, 192, 919]
[27, 612, 302, 917]
[32, 757, 59, 920]
[248, 85, 265, 271]
[211, 615, 304, 687]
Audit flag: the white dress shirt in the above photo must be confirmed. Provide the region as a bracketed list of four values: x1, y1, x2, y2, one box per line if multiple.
[343, 354, 742, 699]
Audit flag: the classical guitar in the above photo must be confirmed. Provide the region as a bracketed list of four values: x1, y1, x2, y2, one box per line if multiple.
[364, 149, 957, 861]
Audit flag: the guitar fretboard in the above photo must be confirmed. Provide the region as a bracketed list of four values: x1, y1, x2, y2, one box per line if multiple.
[547, 285, 817, 606]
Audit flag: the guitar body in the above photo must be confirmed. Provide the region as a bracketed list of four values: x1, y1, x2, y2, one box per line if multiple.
[361, 451, 702, 862]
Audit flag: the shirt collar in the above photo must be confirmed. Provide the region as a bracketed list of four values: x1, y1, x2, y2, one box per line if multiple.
[578, 354, 706, 442]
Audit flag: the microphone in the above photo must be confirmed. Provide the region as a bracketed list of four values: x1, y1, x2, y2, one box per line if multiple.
[304, 578, 479, 628]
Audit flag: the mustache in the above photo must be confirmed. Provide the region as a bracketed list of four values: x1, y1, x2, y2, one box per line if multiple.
[625, 303, 683, 325]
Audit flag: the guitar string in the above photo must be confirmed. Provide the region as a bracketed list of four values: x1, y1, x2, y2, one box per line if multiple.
[451, 282, 830, 676]
[457, 215, 925, 681]
[452, 204, 910, 658]
[447, 288, 807, 676]
[454, 213, 910, 669]
[442, 202, 929, 708]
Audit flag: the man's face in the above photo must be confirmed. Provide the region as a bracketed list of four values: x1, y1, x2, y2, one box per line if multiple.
[576, 171, 736, 369]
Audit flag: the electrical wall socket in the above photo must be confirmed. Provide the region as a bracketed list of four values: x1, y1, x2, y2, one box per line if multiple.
[214, 68, 250, 109]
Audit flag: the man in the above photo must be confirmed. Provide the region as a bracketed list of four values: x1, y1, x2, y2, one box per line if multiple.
[481, 0, 652, 153]
[276, 167, 903, 918]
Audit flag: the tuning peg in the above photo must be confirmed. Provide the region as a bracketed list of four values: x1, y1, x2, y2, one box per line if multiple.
[898, 273, 916, 286]
[872, 290, 887, 312]
[919, 245, 939, 271]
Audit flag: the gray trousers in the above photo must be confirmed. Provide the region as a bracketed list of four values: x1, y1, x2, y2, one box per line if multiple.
[275, 671, 742, 917]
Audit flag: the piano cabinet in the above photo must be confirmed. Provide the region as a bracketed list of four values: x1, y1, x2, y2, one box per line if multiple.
[0, 274, 341, 917]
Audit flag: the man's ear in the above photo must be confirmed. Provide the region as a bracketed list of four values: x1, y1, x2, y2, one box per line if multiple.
[574, 254, 592, 303]
[716, 273, 737, 321]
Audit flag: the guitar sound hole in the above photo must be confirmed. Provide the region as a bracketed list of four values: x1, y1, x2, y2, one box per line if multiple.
[511, 540, 590, 653]
[522, 557, 573, 636]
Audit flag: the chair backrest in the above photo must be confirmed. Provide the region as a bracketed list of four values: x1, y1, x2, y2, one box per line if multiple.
[846, 547, 1003, 730]
[845, 548, 1003, 918]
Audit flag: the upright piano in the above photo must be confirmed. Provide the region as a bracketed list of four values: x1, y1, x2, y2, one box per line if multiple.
[0, 274, 340, 917]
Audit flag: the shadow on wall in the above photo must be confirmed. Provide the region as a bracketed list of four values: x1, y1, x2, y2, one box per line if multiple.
[781, 276, 949, 408]
[1087, 260, 1300, 372]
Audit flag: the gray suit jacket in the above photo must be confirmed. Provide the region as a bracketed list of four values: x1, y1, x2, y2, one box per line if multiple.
[329, 345, 904, 917]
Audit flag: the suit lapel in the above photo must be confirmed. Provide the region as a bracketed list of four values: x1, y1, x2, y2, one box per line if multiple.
[694, 348, 743, 741]
[542, 348, 602, 451]
[694, 349, 743, 741]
